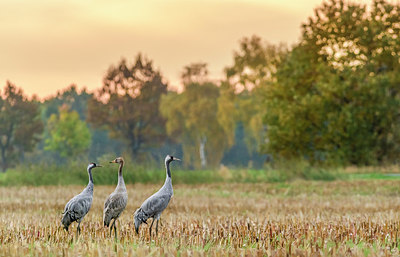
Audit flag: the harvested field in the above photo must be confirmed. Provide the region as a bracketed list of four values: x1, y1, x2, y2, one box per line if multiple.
[1, 181, 400, 256]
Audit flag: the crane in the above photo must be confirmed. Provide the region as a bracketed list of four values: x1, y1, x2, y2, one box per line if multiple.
[61, 162, 102, 236]
[134, 155, 180, 239]
[103, 157, 128, 239]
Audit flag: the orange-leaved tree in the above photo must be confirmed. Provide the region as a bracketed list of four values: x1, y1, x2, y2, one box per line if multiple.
[88, 54, 168, 160]
[0, 81, 43, 172]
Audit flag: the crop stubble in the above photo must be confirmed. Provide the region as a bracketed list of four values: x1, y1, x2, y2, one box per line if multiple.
[1, 181, 400, 256]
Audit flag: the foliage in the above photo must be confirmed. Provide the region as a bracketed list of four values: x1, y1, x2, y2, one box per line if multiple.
[225, 35, 287, 92]
[42, 84, 92, 121]
[37, 84, 125, 162]
[4, 1, 400, 169]
[2, 158, 400, 186]
[217, 82, 237, 147]
[181, 62, 209, 85]
[160, 63, 236, 169]
[88, 54, 168, 159]
[224, 36, 287, 154]
[0, 161, 340, 186]
[264, 0, 400, 165]
[0, 82, 43, 172]
[45, 106, 91, 158]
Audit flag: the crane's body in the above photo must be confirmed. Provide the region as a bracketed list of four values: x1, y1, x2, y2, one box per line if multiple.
[103, 157, 128, 239]
[61, 163, 101, 236]
[134, 155, 180, 238]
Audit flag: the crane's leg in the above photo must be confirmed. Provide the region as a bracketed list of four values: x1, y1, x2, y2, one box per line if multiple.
[113, 219, 118, 240]
[149, 218, 155, 240]
[109, 219, 115, 236]
[76, 220, 81, 237]
[155, 219, 159, 237]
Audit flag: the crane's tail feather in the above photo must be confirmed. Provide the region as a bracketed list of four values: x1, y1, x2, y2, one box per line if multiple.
[133, 208, 148, 234]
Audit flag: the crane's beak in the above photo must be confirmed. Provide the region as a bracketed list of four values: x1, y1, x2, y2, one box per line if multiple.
[110, 160, 117, 163]
[96, 165, 102, 167]
[173, 157, 181, 161]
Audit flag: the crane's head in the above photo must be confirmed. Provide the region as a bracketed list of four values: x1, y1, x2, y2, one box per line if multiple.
[110, 157, 124, 164]
[87, 163, 102, 170]
[165, 155, 181, 163]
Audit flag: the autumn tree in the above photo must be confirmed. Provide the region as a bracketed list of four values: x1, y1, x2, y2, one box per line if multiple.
[224, 35, 287, 153]
[45, 105, 91, 158]
[0, 81, 43, 171]
[225, 35, 287, 92]
[88, 54, 168, 159]
[264, 0, 400, 165]
[160, 63, 235, 168]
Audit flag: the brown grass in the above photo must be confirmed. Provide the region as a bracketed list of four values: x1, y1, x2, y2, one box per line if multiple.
[1, 181, 400, 256]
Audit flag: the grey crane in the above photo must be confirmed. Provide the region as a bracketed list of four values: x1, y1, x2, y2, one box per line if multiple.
[134, 155, 180, 238]
[61, 162, 102, 236]
[103, 157, 128, 239]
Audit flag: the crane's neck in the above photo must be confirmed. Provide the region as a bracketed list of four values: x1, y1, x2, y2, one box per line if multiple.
[86, 166, 94, 193]
[117, 161, 125, 187]
[163, 160, 173, 193]
[88, 166, 94, 183]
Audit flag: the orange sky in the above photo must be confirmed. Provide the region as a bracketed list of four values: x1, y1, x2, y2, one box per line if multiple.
[0, 0, 370, 99]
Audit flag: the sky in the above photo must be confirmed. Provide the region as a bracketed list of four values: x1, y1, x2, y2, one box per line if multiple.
[0, 0, 361, 99]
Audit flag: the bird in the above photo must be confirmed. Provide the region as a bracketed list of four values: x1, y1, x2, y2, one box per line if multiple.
[103, 157, 128, 239]
[134, 155, 180, 239]
[61, 162, 102, 236]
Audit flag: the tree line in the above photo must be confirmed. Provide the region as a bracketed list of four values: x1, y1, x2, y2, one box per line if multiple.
[1, 0, 399, 172]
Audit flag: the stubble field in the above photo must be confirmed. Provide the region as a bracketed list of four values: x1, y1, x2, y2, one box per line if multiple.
[1, 180, 400, 256]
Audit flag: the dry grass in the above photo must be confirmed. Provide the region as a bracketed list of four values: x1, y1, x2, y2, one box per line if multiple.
[342, 165, 400, 174]
[1, 181, 400, 256]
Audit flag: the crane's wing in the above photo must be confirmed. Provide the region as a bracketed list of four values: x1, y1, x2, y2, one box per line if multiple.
[140, 193, 171, 218]
[64, 194, 93, 221]
[103, 192, 128, 226]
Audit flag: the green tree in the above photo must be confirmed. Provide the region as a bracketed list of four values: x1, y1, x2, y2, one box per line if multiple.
[40, 85, 123, 161]
[87, 54, 168, 159]
[264, 0, 400, 165]
[0, 81, 43, 171]
[224, 35, 287, 153]
[225, 35, 287, 92]
[45, 105, 91, 158]
[160, 63, 235, 169]
[42, 85, 92, 121]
